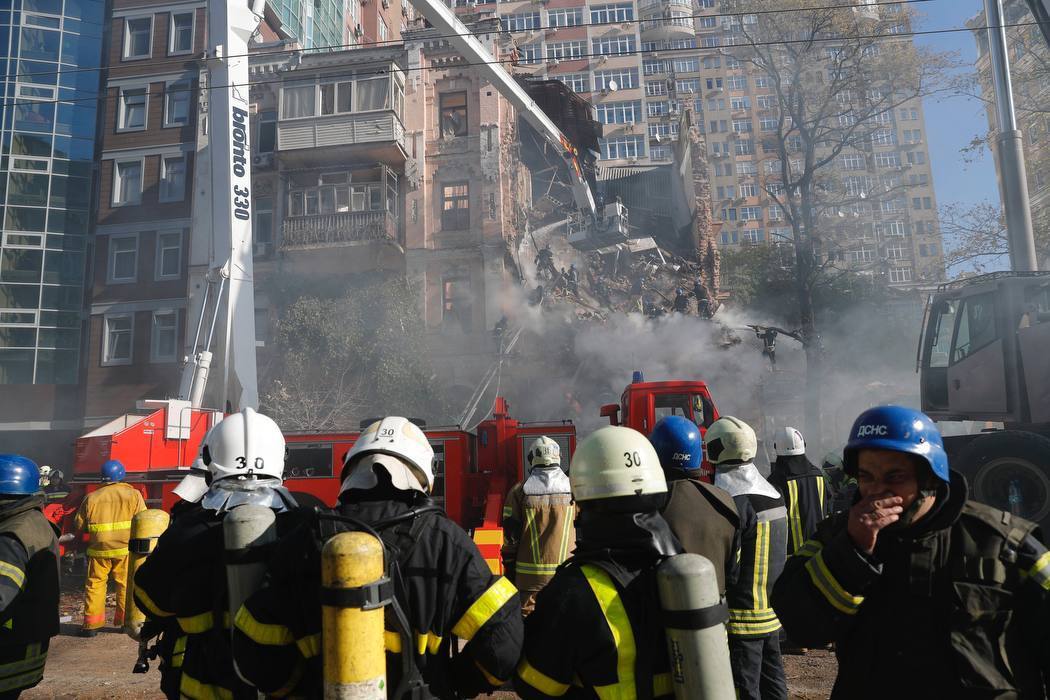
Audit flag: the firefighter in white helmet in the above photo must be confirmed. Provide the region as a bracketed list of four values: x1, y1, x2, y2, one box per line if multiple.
[515, 426, 682, 699]
[232, 416, 524, 699]
[768, 426, 830, 556]
[134, 408, 301, 700]
[501, 436, 575, 615]
[705, 416, 788, 700]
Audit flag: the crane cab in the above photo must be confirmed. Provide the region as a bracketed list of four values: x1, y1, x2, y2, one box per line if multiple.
[567, 200, 630, 250]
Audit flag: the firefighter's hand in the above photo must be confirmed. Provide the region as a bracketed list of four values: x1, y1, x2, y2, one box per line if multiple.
[847, 494, 903, 555]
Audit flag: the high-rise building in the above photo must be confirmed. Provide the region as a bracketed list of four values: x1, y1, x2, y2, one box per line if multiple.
[269, 0, 345, 49]
[0, 0, 106, 461]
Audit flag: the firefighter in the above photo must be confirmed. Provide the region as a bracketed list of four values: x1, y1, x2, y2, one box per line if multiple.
[37, 467, 69, 504]
[821, 449, 857, 514]
[231, 416, 523, 699]
[772, 405, 1050, 698]
[705, 416, 788, 700]
[535, 244, 556, 281]
[134, 408, 299, 700]
[672, 288, 690, 314]
[515, 426, 681, 699]
[0, 455, 59, 698]
[768, 427, 829, 556]
[501, 436, 575, 615]
[529, 285, 545, 307]
[74, 459, 145, 636]
[650, 416, 741, 597]
[566, 264, 579, 295]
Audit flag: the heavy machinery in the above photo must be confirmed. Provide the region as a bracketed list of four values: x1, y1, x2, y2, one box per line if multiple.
[918, 272, 1050, 529]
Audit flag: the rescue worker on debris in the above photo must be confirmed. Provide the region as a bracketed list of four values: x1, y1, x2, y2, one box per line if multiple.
[74, 459, 145, 636]
[768, 427, 829, 556]
[37, 467, 69, 504]
[705, 416, 788, 700]
[672, 288, 690, 314]
[650, 416, 741, 597]
[134, 408, 299, 699]
[0, 455, 59, 698]
[501, 436, 575, 615]
[535, 244, 556, 281]
[566, 264, 579, 295]
[821, 449, 857, 514]
[231, 416, 524, 699]
[529, 285, 545, 307]
[773, 405, 1050, 698]
[515, 426, 682, 699]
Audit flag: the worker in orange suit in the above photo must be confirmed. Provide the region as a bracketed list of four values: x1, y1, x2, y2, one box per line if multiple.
[74, 459, 145, 636]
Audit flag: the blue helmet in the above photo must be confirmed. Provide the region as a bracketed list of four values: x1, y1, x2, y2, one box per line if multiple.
[649, 416, 703, 474]
[101, 459, 126, 483]
[0, 455, 41, 496]
[843, 405, 949, 482]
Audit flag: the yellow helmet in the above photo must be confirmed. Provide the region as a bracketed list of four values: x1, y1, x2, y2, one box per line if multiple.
[570, 426, 667, 502]
[704, 416, 758, 465]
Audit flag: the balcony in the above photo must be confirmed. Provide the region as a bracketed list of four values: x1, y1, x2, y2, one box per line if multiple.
[279, 211, 404, 275]
[639, 16, 695, 40]
[278, 112, 408, 168]
[638, 0, 691, 13]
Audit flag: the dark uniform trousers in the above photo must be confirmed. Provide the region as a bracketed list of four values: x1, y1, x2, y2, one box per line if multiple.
[729, 635, 787, 700]
[773, 471, 1050, 699]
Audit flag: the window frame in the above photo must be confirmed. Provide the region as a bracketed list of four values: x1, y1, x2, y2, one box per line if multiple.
[155, 230, 183, 281]
[159, 154, 187, 203]
[163, 80, 192, 128]
[108, 233, 139, 284]
[150, 310, 179, 363]
[117, 86, 149, 132]
[439, 91, 468, 137]
[123, 15, 154, 61]
[103, 313, 135, 366]
[168, 11, 195, 56]
[441, 182, 471, 231]
[111, 158, 145, 207]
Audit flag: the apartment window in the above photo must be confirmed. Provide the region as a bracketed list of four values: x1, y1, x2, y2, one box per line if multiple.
[886, 244, 906, 260]
[258, 111, 277, 152]
[118, 87, 148, 131]
[742, 229, 763, 243]
[646, 81, 667, 97]
[740, 206, 762, 221]
[648, 101, 668, 117]
[442, 276, 473, 333]
[643, 59, 667, 75]
[596, 100, 642, 124]
[650, 145, 671, 160]
[851, 247, 874, 263]
[738, 183, 757, 198]
[281, 81, 316, 119]
[108, 235, 138, 283]
[871, 128, 896, 146]
[501, 12, 540, 31]
[591, 3, 633, 24]
[875, 151, 901, 167]
[840, 153, 865, 170]
[169, 12, 194, 54]
[378, 17, 389, 41]
[288, 180, 383, 217]
[721, 208, 737, 221]
[734, 139, 753, 155]
[254, 196, 273, 245]
[592, 35, 635, 56]
[676, 79, 700, 94]
[164, 82, 191, 127]
[516, 44, 543, 65]
[124, 17, 153, 59]
[768, 205, 783, 220]
[104, 314, 134, 365]
[594, 69, 638, 91]
[155, 231, 182, 280]
[112, 160, 143, 206]
[160, 156, 186, 202]
[558, 73, 588, 93]
[547, 8, 583, 26]
[906, 151, 926, 165]
[439, 92, 467, 137]
[547, 41, 586, 61]
[889, 267, 913, 283]
[151, 311, 178, 363]
[600, 136, 644, 159]
[673, 58, 699, 73]
[757, 95, 775, 110]
[732, 119, 752, 133]
[441, 183, 470, 230]
[727, 75, 748, 90]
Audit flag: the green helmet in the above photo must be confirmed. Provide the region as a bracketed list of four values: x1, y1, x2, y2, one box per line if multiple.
[703, 416, 758, 466]
[570, 426, 667, 502]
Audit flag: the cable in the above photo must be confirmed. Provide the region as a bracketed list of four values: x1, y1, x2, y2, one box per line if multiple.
[1, 18, 1037, 110]
[8, 0, 939, 81]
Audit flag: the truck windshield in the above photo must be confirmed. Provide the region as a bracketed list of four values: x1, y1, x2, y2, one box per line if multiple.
[654, 393, 712, 427]
[927, 299, 958, 369]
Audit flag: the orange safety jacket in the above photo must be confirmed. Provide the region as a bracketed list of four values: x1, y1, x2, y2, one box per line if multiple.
[74, 483, 146, 558]
[501, 468, 576, 596]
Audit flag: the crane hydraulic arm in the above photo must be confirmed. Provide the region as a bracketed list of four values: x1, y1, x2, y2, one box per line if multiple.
[408, 0, 629, 249]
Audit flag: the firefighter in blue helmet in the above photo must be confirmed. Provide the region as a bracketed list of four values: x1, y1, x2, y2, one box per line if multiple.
[650, 416, 741, 596]
[0, 455, 59, 698]
[772, 405, 1050, 698]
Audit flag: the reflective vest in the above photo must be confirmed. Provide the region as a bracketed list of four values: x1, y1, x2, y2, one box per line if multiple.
[501, 470, 576, 592]
[75, 483, 146, 558]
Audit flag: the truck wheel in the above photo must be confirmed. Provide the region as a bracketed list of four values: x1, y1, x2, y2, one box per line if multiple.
[954, 430, 1050, 530]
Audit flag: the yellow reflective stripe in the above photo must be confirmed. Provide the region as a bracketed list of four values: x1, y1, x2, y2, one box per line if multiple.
[452, 577, 517, 641]
[582, 564, 636, 700]
[752, 521, 770, 610]
[385, 631, 402, 653]
[178, 611, 230, 634]
[786, 482, 803, 553]
[804, 549, 864, 615]
[793, 541, 821, 560]
[415, 633, 428, 655]
[87, 520, 132, 533]
[474, 659, 506, 687]
[502, 506, 513, 520]
[296, 633, 321, 659]
[233, 606, 293, 645]
[180, 671, 234, 700]
[87, 547, 129, 558]
[517, 657, 570, 697]
[816, 477, 827, 518]
[524, 508, 541, 567]
[516, 561, 561, 575]
[728, 607, 778, 621]
[560, 506, 574, 562]
[653, 673, 673, 697]
[0, 646, 47, 692]
[171, 635, 187, 669]
[135, 587, 174, 618]
[726, 618, 782, 636]
[0, 561, 25, 591]
[425, 632, 442, 654]
[1026, 550, 1050, 590]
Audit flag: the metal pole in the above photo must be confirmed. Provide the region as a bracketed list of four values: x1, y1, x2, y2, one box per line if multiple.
[985, 0, 1039, 271]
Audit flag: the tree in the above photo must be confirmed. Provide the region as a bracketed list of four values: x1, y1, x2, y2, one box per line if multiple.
[259, 276, 450, 431]
[940, 200, 1050, 274]
[721, 0, 951, 440]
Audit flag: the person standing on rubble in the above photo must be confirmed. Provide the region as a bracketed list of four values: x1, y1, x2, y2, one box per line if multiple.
[650, 416, 741, 597]
[0, 455, 59, 697]
[773, 405, 1050, 698]
[501, 437, 575, 616]
[515, 427, 681, 699]
[673, 288, 690, 314]
[231, 417, 523, 698]
[566, 264, 579, 295]
[74, 459, 145, 636]
[768, 427, 829, 557]
[705, 416, 788, 700]
[535, 244, 556, 281]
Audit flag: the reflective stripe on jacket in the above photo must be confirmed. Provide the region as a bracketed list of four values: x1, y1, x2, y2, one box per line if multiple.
[727, 493, 787, 638]
[75, 483, 145, 558]
[501, 473, 576, 592]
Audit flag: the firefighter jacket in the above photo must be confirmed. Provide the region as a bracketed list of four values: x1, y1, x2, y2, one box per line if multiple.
[75, 482, 145, 559]
[715, 463, 787, 639]
[515, 506, 683, 700]
[134, 501, 302, 700]
[501, 466, 576, 601]
[768, 455, 830, 555]
[231, 488, 524, 699]
[43, 481, 69, 504]
[0, 495, 58, 695]
[660, 470, 740, 596]
[771, 471, 1050, 699]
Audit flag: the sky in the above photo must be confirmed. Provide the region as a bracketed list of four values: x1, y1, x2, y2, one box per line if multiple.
[913, 0, 1004, 272]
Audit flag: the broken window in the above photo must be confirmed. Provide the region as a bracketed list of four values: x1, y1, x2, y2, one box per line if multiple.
[442, 275, 473, 333]
[440, 92, 467, 137]
[441, 182, 470, 230]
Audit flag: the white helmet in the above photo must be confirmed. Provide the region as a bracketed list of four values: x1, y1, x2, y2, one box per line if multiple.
[527, 436, 561, 468]
[39, 465, 53, 486]
[704, 416, 758, 466]
[340, 417, 434, 495]
[821, 450, 844, 472]
[773, 426, 806, 457]
[172, 456, 210, 503]
[570, 426, 667, 502]
[201, 407, 286, 484]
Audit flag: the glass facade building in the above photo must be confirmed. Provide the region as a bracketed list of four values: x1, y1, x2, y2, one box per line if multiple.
[0, 0, 104, 384]
[271, 0, 344, 50]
